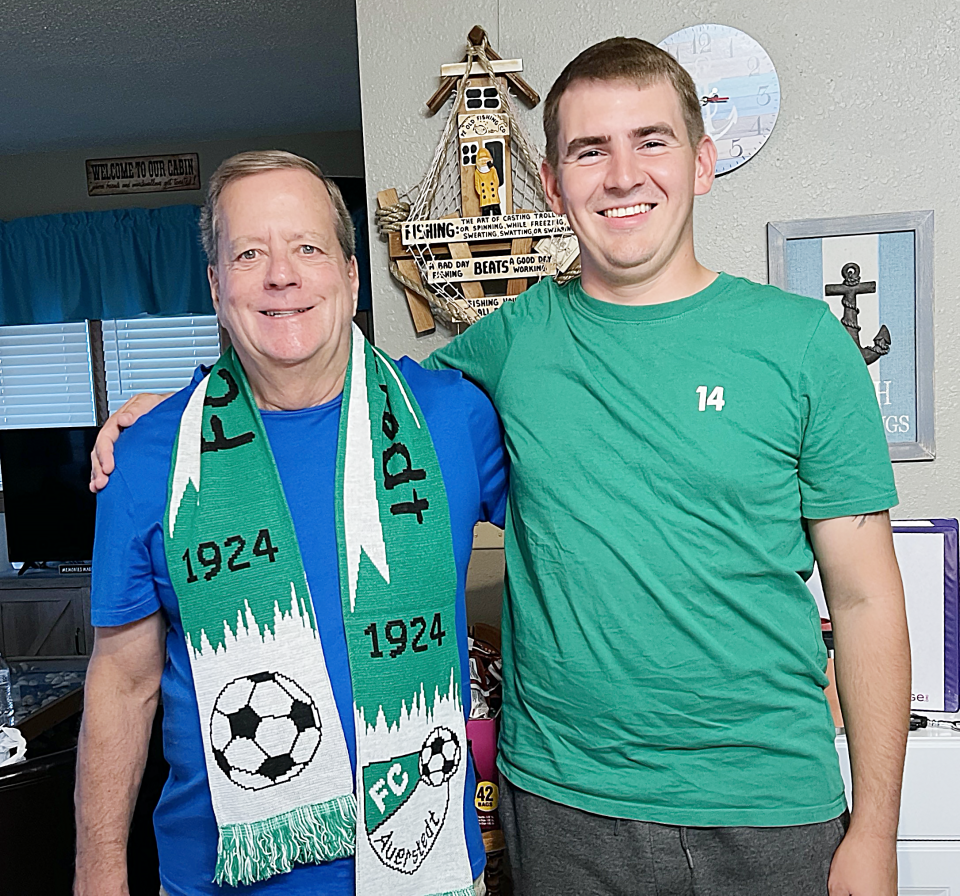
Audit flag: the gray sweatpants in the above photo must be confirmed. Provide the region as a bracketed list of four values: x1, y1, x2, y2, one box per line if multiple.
[499, 776, 848, 896]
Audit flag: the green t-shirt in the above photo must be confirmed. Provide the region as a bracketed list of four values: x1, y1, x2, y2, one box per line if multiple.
[425, 273, 898, 826]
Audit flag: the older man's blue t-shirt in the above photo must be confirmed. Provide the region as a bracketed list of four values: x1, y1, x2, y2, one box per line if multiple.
[91, 358, 508, 896]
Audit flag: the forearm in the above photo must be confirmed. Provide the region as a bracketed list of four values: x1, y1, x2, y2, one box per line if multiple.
[74, 637, 163, 894]
[831, 588, 910, 840]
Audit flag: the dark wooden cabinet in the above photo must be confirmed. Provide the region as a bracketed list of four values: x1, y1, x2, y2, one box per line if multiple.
[0, 572, 92, 656]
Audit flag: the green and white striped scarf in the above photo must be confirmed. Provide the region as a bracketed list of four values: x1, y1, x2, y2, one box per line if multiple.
[164, 326, 474, 894]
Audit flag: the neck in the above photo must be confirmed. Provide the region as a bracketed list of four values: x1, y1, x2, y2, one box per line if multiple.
[237, 347, 350, 412]
[580, 236, 717, 306]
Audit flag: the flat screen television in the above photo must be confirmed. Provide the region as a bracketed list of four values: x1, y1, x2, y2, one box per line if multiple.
[0, 426, 98, 566]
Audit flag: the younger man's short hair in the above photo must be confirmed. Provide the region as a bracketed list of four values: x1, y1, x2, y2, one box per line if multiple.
[543, 37, 705, 168]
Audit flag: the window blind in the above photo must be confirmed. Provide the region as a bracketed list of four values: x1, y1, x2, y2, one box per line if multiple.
[103, 316, 221, 414]
[0, 322, 98, 491]
[0, 323, 97, 428]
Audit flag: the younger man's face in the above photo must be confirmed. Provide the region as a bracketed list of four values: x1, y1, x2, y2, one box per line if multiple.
[542, 78, 715, 298]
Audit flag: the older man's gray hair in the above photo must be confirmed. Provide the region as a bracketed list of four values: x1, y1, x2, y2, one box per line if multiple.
[200, 150, 355, 268]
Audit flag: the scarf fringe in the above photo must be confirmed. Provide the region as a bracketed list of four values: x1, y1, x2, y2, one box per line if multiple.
[214, 794, 357, 886]
[431, 888, 477, 896]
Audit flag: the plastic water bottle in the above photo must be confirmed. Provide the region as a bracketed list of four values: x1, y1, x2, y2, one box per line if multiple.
[0, 653, 14, 727]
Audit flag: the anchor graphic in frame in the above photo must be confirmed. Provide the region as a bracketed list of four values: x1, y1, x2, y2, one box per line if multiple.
[767, 210, 935, 461]
[824, 262, 891, 366]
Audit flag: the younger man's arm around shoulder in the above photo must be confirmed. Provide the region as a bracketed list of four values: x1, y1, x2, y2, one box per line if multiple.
[808, 511, 910, 896]
[74, 613, 166, 896]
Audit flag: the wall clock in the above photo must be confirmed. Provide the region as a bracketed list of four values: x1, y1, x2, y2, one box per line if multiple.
[658, 24, 781, 176]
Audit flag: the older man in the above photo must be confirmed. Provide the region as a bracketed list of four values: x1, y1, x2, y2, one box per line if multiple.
[75, 151, 506, 896]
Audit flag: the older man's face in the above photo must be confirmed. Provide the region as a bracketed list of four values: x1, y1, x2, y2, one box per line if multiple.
[209, 168, 358, 375]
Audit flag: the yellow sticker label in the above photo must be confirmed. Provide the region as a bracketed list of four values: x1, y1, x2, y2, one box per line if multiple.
[475, 781, 499, 812]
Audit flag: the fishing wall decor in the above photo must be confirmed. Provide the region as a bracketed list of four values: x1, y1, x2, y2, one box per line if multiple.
[375, 26, 579, 335]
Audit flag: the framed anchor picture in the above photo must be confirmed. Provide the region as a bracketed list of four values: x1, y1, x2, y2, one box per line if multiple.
[767, 211, 935, 461]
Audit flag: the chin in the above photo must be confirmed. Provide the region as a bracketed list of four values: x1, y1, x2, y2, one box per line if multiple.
[266, 347, 321, 366]
[238, 341, 313, 368]
[603, 250, 659, 274]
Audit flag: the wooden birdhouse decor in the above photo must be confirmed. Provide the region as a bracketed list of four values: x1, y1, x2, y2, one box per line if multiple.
[376, 26, 580, 334]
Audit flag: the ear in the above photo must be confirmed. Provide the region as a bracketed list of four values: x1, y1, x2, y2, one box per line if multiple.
[347, 255, 359, 316]
[207, 265, 221, 313]
[693, 136, 718, 197]
[541, 160, 565, 216]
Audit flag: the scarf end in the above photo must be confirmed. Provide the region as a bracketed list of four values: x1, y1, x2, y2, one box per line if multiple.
[213, 794, 357, 887]
[431, 887, 478, 896]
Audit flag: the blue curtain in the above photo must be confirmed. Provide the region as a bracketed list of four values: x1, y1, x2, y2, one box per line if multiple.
[0, 205, 212, 326]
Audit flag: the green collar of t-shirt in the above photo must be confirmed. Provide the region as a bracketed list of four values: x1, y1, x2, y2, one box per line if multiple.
[571, 271, 734, 322]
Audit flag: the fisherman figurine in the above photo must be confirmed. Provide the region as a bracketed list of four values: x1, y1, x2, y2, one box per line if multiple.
[824, 262, 891, 365]
[475, 146, 502, 216]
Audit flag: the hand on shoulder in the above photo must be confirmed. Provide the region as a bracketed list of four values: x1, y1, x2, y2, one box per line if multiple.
[89, 393, 172, 493]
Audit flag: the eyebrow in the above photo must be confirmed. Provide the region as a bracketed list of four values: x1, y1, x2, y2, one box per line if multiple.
[632, 124, 678, 140]
[564, 123, 678, 157]
[227, 231, 326, 253]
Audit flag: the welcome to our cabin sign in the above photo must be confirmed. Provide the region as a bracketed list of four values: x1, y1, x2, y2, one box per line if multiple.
[85, 153, 200, 196]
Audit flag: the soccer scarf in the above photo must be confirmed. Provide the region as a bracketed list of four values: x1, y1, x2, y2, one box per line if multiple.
[164, 328, 474, 895]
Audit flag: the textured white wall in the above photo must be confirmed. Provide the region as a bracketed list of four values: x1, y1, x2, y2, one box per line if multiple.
[357, 0, 500, 359]
[357, 1, 959, 518]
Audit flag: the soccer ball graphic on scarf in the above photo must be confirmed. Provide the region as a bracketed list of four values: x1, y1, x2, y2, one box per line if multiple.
[419, 726, 461, 787]
[209, 671, 322, 791]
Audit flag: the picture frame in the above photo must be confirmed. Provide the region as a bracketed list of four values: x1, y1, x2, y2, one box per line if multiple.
[767, 211, 934, 462]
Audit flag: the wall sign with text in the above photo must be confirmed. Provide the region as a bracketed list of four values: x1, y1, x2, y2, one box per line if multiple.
[86, 153, 201, 196]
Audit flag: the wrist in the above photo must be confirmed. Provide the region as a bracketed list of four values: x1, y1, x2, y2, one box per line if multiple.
[74, 877, 129, 896]
[74, 851, 130, 895]
[844, 815, 899, 845]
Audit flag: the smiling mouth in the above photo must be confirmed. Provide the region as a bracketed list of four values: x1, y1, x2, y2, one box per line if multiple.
[261, 307, 314, 317]
[601, 203, 656, 218]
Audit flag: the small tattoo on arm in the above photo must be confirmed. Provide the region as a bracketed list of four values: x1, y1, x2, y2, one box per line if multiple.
[852, 511, 884, 529]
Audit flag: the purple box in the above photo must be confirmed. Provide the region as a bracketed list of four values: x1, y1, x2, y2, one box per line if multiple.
[892, 519, 959, 712]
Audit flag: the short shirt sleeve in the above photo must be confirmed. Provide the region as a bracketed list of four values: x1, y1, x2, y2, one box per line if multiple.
[423, 300, 518, 398]
[798, 308, 899, 519]
[91, 464, 162, 627]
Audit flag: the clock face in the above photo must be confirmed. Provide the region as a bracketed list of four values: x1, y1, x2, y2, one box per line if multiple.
[658, 24, 781, 176]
